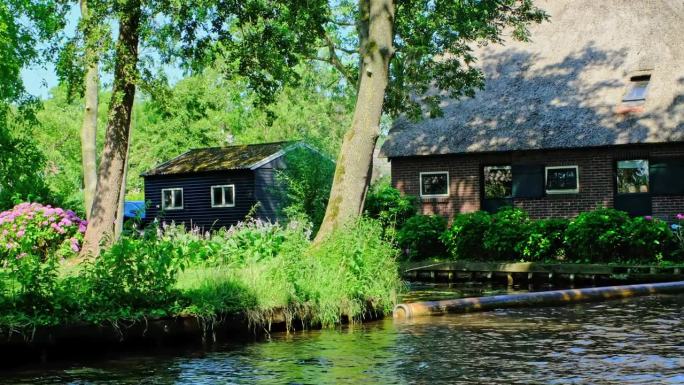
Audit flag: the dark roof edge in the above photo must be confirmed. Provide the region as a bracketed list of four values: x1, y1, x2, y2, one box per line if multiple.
[385, 140, 684, 160]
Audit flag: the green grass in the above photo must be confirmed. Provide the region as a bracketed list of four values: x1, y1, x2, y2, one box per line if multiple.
[0, 219, 403, 334]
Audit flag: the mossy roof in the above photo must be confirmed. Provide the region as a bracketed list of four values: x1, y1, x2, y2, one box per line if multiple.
[142, 141, 296, 176]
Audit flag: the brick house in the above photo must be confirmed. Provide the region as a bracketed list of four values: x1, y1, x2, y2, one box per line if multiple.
[381, 0, 684, 221]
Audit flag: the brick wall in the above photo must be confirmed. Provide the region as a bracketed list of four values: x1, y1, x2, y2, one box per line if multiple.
[390, 143, 684, 220]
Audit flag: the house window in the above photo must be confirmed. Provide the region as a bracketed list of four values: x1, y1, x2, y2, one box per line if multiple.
[545, 166, 579, 194]
[622, 75, 650, 102]
[420, 172, 449, 197]
[161, 188, 183, 210]
[617, 160, 649, 194]
[483, 166, 512, 199]
[211, 185, 235, 207]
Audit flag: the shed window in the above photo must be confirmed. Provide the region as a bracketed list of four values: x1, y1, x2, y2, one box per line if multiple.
[420, 172, 449, 197]
[545, 166, 579, 194]
[211, 185, 235, 207]
[161, 188, 183, 210]
[483, 166, 512, 199]
[617, 160, 649, 194]
[622, 75, 650, 102]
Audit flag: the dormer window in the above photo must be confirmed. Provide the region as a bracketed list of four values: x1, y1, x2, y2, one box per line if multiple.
[622, 75, 650, 102]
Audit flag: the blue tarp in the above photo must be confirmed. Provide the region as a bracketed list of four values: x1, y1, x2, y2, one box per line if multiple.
[124, 201, 145, 219]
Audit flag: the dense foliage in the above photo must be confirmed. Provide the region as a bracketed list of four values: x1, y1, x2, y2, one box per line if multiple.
[276, 147, 336, 232]
[483, 208, 530, 260]
[516, 218, 568, 261]
[439, 208, 679, 264]
[0, 217, 400, 332]
[396, 215, 447, 260]
[364, 181, 417, 236]
[26, 66, 352, 209]
[440, 211, 491, 261]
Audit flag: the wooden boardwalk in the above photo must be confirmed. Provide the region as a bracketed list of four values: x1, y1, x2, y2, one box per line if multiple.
[403, 261, 684, 285]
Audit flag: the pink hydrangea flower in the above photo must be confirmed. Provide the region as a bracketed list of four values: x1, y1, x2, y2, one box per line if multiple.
[677, 213, 684, 221]
[644, 215, 653, 221]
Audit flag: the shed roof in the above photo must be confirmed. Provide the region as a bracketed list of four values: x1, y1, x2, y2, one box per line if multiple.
[142, 141, 297, 176]
[382, 0, 684, 158]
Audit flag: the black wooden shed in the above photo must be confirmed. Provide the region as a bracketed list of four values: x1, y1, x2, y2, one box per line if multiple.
[142, 141, 322, 230]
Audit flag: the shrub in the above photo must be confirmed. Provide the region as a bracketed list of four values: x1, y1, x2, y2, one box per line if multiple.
[517, 218, 568, 261]
[440, 211, 491, 260]
[364, 181, 416, 235]
[275, 147, 335, 232]
[396, 215, 447, 260]
[673, 214, 684, 261]
[80, 237, 184, 312]
[564, 208, 630, 262]
[620, 216, 674, 263]
[0, 202, 86, 262]
[157, 219, 311, 267]
[483, 208, 530, 260]
[300, 218, 400, 326]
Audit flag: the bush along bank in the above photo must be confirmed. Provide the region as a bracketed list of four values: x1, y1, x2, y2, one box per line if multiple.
[440, 208, 684, 264]
[0, 203, 401, 344]
[363, 184, 684, 264]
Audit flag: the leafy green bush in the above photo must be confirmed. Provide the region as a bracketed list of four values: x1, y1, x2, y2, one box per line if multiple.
[440, 211, 491, 260]
[483, 208, 529, 260]
[563, 208, 630, 262]
[275, 146, 335, 232]
[673, 214, 684, 260]
[396, 215, 447, 260]
[620, 216, 674, 263]
[517, 218, 568, 261]
[80, 237, 184, 313]
[364, 180, 416, 235]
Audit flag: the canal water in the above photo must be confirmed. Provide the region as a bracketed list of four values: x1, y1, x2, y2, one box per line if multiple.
[4, 283, 684, 384]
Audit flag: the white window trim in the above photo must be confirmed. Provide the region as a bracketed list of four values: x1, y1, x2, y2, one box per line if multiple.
[419, 171, 450, 198]
[545, 165, 579, 194]
[161, 188, 184, 210]
[211, 184, 236, 208]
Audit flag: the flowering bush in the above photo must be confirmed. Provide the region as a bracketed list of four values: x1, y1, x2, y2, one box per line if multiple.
[620, 216, 674, 262]
[0, 202, 87, 263]
[673, 213, 684, 260]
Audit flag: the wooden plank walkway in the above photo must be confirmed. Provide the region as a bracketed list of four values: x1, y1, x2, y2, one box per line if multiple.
[403, 261, 684, 284]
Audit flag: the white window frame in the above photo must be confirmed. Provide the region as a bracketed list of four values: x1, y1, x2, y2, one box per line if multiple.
[211, 184, 236, 208]
[161, 188, 184, 210]
[622, 75, 651, 102]
[545, 165, 579, 194]
[419, 171, 450, 198]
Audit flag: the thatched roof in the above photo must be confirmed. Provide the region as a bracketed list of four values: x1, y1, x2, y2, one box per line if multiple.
[142, 141, 296, 176]
[382, 0, 684, 158]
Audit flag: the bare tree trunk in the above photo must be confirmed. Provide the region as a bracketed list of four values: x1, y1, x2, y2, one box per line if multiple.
[80, 0, 99, 220]
[80, 0, 141, 257]
[314, 0, 395, 242]
[113, 135, 130, 239]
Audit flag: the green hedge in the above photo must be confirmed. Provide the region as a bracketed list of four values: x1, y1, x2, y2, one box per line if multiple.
[437, 208, 679, 264]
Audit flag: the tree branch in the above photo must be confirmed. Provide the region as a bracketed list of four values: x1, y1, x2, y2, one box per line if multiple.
[318, 33, 356, 84]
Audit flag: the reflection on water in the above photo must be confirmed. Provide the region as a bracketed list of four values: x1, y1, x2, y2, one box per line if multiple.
[4, 287, 684, 384]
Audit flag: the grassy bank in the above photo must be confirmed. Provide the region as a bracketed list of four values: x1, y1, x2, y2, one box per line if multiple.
[0, 218, 401, 337]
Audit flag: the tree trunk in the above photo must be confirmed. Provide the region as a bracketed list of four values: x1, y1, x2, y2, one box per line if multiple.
[314, 0, 395, 242]
[113, 135, 130, 239]
[80, 0, 99, 220]
[80, 0, 141, 257]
